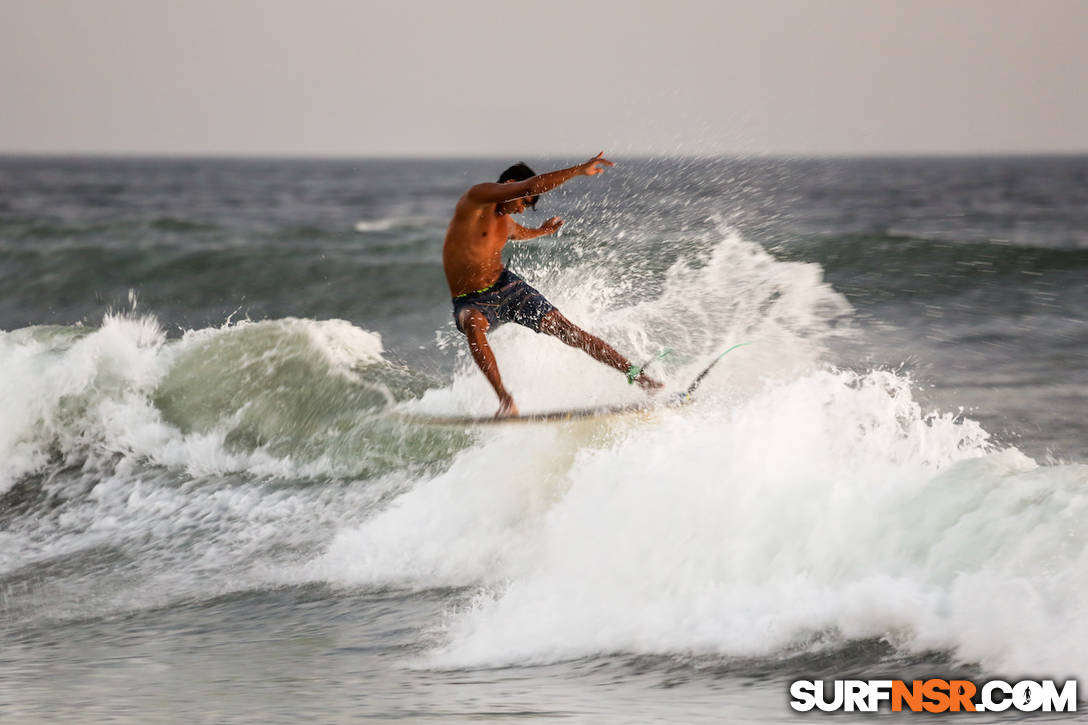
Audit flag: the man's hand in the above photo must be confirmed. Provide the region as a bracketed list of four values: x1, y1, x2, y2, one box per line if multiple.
[539, 217, 564, 235]
[581, 152, 614, 176]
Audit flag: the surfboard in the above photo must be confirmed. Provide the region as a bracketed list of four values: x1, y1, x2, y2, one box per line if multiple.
[396, 400, 655, 426]
[395, 343, 750, 427]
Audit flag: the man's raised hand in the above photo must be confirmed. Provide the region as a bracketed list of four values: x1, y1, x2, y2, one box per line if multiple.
[539, 217, 564, 235]
[582, 152, 614, 176]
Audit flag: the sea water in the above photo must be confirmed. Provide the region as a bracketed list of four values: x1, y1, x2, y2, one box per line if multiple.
[1, 156, 1086, 722]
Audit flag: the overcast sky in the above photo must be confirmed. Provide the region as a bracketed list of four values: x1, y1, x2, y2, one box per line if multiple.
[2, 0, 1086, 157]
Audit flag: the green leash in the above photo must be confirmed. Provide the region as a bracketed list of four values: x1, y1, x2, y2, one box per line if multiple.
[627, 347, 674, 384]
[680, 342, 752, 398]
[626, 342, 752, 393]
[706, 341, 751, 366]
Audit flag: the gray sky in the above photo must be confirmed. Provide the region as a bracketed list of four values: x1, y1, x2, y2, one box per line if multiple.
[2, 0, 1087, 157]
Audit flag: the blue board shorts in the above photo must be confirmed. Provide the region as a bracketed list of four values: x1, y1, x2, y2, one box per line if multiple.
[452, 268, 556, 334]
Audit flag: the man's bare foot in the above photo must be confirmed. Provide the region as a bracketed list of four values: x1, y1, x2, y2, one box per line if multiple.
[634, 373, 664, 394]
[496, 393, 519, 418]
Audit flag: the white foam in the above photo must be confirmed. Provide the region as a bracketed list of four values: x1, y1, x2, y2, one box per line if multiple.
[314, 230, 1088, 677]
[0, 316, 388, 493]
[354, 218, 401, 232]
[302, 317, 385, 377]
[319, 364, 1088, 676]
[7, 226, 1086, 680]
[0, 314, 401, 617]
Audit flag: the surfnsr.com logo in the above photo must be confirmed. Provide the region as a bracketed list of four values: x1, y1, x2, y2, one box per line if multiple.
[789, 679, 1077, 713]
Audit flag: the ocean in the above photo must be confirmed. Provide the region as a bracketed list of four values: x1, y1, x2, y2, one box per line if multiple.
[1, 155, 1086, 722]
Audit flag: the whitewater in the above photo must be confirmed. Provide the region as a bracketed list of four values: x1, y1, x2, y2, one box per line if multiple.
[3, 228, 1084, 684]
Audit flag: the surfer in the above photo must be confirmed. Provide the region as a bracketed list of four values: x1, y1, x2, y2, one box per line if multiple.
[443, 153, 663, 418]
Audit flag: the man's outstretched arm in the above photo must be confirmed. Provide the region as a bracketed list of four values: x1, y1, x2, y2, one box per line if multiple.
[467, 153, 613, 205]
[510, 217, 564, 241]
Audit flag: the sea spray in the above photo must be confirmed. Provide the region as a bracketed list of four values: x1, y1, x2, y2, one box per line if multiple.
[313, 230, 1088, 677]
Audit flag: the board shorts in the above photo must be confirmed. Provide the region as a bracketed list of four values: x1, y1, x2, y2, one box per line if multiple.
[452, 268, 556, 334]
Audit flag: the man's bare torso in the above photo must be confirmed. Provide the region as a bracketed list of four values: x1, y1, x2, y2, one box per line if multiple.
[442, 196, 515, 297]
[438, 155, 661, 416]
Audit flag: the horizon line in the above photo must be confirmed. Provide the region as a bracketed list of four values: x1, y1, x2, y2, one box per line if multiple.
[3, 149, 1088, 162]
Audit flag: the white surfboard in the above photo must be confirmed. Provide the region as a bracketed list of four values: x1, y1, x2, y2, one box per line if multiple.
[394, 343, 750, 427]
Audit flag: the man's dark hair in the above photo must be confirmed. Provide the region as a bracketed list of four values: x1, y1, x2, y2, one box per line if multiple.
[498, 161, 535, 183]
[498, 162, 537, 209]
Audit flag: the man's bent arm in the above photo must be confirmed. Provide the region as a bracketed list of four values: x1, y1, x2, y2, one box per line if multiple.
[467, 153, 613, 205]
[510, 217, 563, 241]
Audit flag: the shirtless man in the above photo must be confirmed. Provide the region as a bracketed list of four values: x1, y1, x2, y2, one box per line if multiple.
[443, 152, 662, 417]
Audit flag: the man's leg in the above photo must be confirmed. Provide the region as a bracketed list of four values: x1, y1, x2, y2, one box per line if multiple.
[539, 310, 663, 391]
[459, 308, 518, 417]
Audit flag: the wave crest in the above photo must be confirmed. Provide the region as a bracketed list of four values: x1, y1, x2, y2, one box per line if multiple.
[0, 315, 455, 494]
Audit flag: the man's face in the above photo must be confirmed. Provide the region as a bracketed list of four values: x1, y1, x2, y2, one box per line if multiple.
[505, 195, 534, 214]
[502, 179, 536, 214]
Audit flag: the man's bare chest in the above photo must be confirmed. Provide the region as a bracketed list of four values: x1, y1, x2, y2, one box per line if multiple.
[465, 213, 511, 250]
